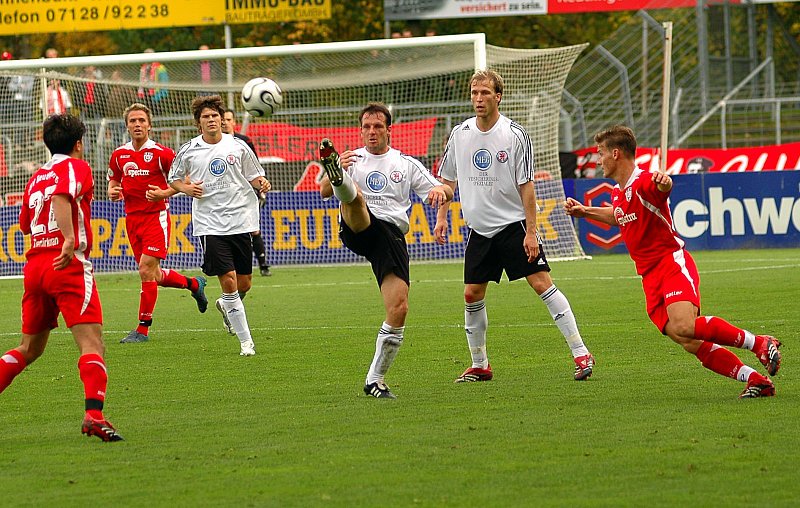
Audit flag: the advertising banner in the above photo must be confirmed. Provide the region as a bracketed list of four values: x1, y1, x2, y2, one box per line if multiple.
[384, 0, 546, 21]
[0, 0, 331, 36]
[574, 142, 800, 177]
[572, 171, 800, 255]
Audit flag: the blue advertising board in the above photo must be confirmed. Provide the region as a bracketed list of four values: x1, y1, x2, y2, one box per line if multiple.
[572, 171, 800, 254]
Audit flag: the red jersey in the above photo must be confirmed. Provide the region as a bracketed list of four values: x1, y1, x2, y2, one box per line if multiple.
[108, 139, 175, 214]
[20, 154, 95, 258]
[611, 167, 686, 275]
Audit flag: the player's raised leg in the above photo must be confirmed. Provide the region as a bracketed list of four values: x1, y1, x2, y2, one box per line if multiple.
[693, 315, 781, 376]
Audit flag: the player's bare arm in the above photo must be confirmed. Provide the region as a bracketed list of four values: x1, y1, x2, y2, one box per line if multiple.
[146, 184, 178, 202]
[250, 176, 271, 194]
[51, 194, 75, 270]
[427, 184, 453, 209]
[107, 180, 123, 201]
[652, 172, 673, 193]
[564, 197, 617, 225]
[519, 182, 539, 262]
[433, 178, 457, 245]
[170, 176, 204, 198]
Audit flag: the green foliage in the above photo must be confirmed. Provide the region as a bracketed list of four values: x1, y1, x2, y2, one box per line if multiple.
[0, 248, 797, 506]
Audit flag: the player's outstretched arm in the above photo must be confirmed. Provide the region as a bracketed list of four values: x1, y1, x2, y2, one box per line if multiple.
[433, 178, 457, 245]
[564, 198, 617, 225]
[652, 172, 673, 193]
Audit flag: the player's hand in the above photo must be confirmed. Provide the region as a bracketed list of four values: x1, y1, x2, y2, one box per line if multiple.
[339, 150, 360, 170]
[184, 176, 204, 198]
[427, 186, 449, 209]
[146, 185, 167, 202]
[53, 242, 74, 270]
[563, 198, 587, 218]
[652, 172, 673, 192]
[258, 178, 271, 194]
[523, 232, 539, 263]
[108, 184, 123, 201]
[433, 220, 448, 245]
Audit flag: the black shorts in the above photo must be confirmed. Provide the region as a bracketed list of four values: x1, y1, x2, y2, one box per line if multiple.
[200, 233, 254, 277]
[464, 221, 551, 284]
[340, 210, 410, 287]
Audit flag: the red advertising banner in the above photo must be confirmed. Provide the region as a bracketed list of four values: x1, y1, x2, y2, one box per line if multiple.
[574, 141, 800, 176]
[245, 118, 438, 163]
[547, 0, 736, 13]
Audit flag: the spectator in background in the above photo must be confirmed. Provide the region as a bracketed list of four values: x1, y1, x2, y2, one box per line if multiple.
[105, 70, 138, 146]
[3, 51, 36, 144]
[138, 49, 169, 115]
[221, 108, 271, 276]
[43, 79, 72, 116]
[197, 45, 219, 97]
[75, 66, 107, 120]
[45, 48, 58, 59]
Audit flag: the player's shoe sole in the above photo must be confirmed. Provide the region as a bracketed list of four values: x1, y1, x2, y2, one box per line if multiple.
[81, 416, 124, 442]
[364, 382, 397, 399]
[319, 138, 344, 186]
[215, 299, 235, 335]
[756, 336, 781, 376]
[739, 375, 776, 399]
[574, 353, 595, 381]
[191, 276, 208, 313]
[454, 365, 493, 383]
[120, 330, 149, 343]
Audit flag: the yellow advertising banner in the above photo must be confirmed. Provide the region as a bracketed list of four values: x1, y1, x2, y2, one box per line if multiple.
[0, 0, 330, 36]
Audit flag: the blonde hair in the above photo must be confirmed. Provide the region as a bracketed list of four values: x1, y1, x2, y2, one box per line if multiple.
[123, 103, 152, 124]
[469, 69, 504, 95]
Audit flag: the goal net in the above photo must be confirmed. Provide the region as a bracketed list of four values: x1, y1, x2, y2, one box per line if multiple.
[0, 35, 587, 275]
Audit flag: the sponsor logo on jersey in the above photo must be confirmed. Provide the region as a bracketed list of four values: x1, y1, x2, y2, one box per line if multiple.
[614, 206, 637, 226]
[209, 158, 227, 177]
[496, 150, 508, 163]
[625, 186, 632, 201]
[119, 154, 131, 159]
[143, 152, 154, 163]
[366, 171, 387, 192]
[389, 170, 403, 183]
[123, 162, 150, 177]
[665, 291, 683, 299]
[226, 154, 237, 165]
[461, 124, 470, 131]
[473, 149, 492, 171]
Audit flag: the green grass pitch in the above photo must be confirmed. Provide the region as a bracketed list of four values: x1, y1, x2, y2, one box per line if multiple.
[1, 248, 797, 506]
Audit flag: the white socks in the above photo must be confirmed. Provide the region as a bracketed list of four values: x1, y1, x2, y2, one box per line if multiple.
[332, 172, 358, 204]
[366, 322, 404, 384]
[465, 300, 489, 369]
[220, 292, 253, 345]
[540, 285, 590, 358]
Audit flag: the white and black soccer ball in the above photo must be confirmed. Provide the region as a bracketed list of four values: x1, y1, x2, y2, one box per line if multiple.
[241, 77, 283, 118]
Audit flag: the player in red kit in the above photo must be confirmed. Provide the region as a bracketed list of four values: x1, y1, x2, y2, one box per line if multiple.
[0, 114, 122, 441]
[108, 103, 208, 343]
[564, 125, 781, 398]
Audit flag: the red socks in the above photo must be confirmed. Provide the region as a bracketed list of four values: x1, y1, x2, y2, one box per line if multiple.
[0, 349, 27, 393]
[78, 353, 107, 418]
[694, 316, 746, 348]
[695, 341, 743, 379]
[160, 268, 194, 291]
[136, 280, 158, 335]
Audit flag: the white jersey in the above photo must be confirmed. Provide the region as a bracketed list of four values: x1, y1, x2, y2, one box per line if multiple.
[168, 133, 264, 236]
[346, 147, 439, 233]
[439, 114, 534, 238]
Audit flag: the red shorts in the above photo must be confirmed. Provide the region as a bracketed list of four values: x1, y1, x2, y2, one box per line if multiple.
[22, 252, 103, 334]
[126, 210, 171, 263]
[641, 250, 701, 334]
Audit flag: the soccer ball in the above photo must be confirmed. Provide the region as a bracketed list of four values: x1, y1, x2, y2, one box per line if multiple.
[241, 77, 283, 118]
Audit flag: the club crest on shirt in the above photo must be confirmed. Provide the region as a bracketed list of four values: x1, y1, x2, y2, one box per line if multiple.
[209, 158, 227, 177]
[143, 152, 154, 163]
[625, 186, 632, 202]
[226, 154, 238, 165]
[366, 171, 387, 192]
[389, 170, 403, 183]
[496, 150, 508, 163]
[473, 149, 492, 171]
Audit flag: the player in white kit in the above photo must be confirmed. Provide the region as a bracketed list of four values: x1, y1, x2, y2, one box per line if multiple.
[434, 70, 595, 382]
[168, 95, 270, 356]
[319, 102, 452, 399]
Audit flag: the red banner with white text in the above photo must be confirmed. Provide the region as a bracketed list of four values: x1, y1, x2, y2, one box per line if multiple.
[574, 141, 800, 177]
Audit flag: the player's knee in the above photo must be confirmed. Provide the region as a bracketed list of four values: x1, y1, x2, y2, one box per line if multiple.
[464, 288, 485, 303]
[388, 299, 408, 322]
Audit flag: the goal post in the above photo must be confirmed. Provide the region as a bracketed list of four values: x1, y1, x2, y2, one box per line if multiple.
[0, 35, 587, 276]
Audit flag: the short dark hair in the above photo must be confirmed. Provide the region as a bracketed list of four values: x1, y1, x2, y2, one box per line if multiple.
[43, 114, 86, 155]
[594, 125, 637, 158]
[359, 102, 392, 127]
[223, 108, 237, 120]
[191, 94, 224, 123]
